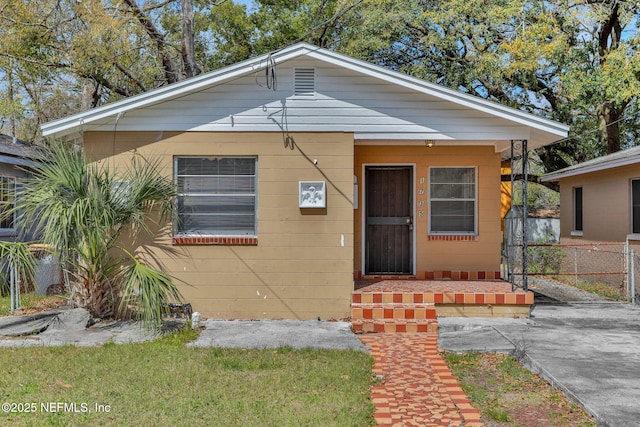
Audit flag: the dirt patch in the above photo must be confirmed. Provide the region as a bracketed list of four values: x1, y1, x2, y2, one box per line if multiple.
[8, 295, 68, 316]
[445, 352, 595, 427]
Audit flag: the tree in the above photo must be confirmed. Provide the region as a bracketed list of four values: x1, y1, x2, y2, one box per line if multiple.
[1, 0, 638, 168]
[335, 0, 639, 167]
[14, 143, 182, 331]
[0, 0, 220, 142]
[561, 0, 640, 155]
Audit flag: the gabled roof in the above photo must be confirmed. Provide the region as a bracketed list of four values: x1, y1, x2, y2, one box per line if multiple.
[541, 145, 640, 182]
[42, 42, 568, 149]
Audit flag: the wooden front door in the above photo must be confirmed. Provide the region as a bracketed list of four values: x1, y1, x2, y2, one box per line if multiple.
[365, 166, 413, 275]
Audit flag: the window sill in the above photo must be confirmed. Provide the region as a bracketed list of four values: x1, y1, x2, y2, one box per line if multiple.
[626, 234, 640, 242]
[172, 236, 258, 246]
[570, 231, 584, 237]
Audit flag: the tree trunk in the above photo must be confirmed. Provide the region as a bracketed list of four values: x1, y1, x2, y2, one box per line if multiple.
[182, 0, 201, 79]
[598, 102, 622, 154]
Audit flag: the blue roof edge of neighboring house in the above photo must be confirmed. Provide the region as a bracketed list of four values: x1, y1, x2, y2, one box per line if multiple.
[0, 134, 48, 168]
[541, 145, 640, 182]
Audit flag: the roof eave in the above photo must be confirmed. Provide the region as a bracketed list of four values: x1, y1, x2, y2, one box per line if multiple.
[42, 42, 569, 143]
[541, 156, 640, 182]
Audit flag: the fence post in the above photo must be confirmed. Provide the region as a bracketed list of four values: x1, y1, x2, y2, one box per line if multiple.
[9, 260, 21, 312]
[631, 250, 636, 305]
[625, 242, 630, 302]
[574, 247, 578, 286]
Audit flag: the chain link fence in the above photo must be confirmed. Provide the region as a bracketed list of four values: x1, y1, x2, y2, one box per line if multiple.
[526, 242, 637, 303]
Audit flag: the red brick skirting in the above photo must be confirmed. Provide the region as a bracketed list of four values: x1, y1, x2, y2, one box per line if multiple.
[354, 271, 502, 280]
[172, 236, 258, 246]
[428, 235, 478, 241]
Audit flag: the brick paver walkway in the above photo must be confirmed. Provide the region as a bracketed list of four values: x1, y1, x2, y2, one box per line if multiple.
[359, 333, 483, 427]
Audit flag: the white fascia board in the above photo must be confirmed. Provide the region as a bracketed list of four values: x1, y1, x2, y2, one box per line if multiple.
[541, 156, 640, 182]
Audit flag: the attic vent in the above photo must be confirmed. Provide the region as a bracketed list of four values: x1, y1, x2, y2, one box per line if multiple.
[294, 68, 315, 96]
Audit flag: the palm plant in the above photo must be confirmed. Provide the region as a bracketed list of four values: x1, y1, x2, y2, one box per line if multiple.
[15, 142, 183, 331]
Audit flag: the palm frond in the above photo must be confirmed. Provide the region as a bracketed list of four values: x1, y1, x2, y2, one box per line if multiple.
[118, 260, 183, 332]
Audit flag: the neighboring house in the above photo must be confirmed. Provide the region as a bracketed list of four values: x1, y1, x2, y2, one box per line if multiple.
[541, 145, 640, 247]
[0, 134, 46, 242]
[41, 43, 568, 320]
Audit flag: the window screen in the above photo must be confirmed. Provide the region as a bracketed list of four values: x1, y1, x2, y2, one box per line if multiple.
[175, 157, 257, 236]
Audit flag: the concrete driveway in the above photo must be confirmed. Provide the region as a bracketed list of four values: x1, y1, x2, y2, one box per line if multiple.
[439, 302, 640, 427]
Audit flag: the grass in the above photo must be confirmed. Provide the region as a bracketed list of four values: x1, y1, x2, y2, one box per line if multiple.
[568, 279, 626, 301]
[0, 327, 375, 426]
[444, 352, 596, 427]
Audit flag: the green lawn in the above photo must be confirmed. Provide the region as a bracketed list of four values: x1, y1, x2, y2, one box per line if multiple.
[0, 329, 375, 426]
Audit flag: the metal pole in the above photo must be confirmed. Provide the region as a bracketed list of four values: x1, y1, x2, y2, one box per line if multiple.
[631, 249, 636, 305]
[625, 241, 630, 301]
[10, 262, 15, 312]
[521, 140, 528, 292]
[574, 247, 578, 286]
[9, 261, 19, 312]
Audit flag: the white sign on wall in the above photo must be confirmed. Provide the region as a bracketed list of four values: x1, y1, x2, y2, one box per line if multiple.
[299, 181, 326, 208]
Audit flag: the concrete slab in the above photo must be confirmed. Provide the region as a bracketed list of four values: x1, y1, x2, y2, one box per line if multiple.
[188, 319, 367, 351]
[0, 311, 62, 337]
[0, 308, 160, 347]
[439, 303, 640, 427]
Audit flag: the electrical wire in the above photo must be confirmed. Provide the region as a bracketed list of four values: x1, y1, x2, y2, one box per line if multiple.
[254, 53, 277, 91]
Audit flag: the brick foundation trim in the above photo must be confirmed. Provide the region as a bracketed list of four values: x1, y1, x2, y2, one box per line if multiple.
[172, 236, 258, 246]
[427, 235, 478, 241]
[424, 270, 501, 280]
[354, 271, 502, 280]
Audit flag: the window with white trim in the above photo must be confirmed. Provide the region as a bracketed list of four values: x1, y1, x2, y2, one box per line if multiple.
[632, 180, 640, 234]
[175, 157, 257, 236]
[0, 176, 16, 231]
[429, 167, 476, 234]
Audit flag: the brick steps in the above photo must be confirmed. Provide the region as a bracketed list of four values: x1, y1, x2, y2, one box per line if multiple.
[352, 318, 438, 334]
[351, 297, 438, 334]
[351, 280, 535, 334]
[351, 303, 438, 321]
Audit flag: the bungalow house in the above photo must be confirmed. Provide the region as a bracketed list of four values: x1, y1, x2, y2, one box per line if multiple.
[0, 134, 46, 242]
[542, 145, 640, 250]
[41, 43, 568, 320]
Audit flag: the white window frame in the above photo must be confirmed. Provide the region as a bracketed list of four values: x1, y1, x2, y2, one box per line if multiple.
[428, 166, 477, 235]
[174, 156, 258, 237]
[0, 175, 16, 233]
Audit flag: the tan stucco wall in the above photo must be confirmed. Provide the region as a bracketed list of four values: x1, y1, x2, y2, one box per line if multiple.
[558, 164, 640, 242]
[84, 131, 354, 320]
[354, 145, 503, 275]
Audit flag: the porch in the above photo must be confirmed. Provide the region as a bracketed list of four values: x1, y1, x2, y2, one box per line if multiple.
[351, 279, 534, 333]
